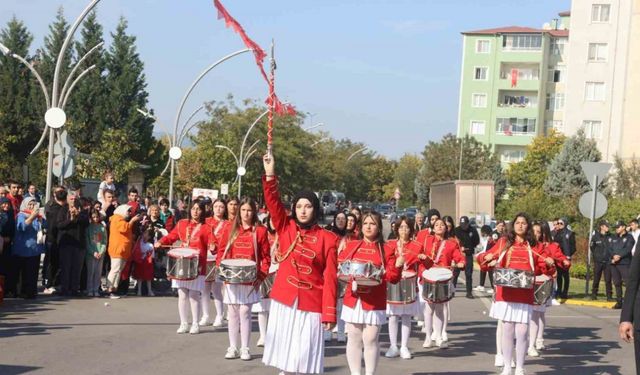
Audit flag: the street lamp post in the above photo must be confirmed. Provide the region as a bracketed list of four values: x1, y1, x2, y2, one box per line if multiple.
[347, 146, 368, 161]
[303, 122, 324, 132]
[0, 0, 103, 202]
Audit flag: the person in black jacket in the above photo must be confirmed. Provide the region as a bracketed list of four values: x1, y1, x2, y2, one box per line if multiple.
[453, 216, 480, 298]
[42, 186, 67, 294]
[56, 200, 88, 296]
[591, 220, 613, 301]
[610, 220, 636, 309]
[620, 238, 640, 374]
[552, 218, 576, 299]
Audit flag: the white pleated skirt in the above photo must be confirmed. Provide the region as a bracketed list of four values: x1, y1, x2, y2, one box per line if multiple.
[263, 299, 324, 374]
[223, 283, 260, 305]
[490, 301, 532, 324]
[172, 275, 205, 292]
[252, 297, 271, 313]
[341, 299, 387, 326]
[386, 300, 420, 316]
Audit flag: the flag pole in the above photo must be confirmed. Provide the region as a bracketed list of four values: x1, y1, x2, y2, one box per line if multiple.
[267, 39, 275, 157]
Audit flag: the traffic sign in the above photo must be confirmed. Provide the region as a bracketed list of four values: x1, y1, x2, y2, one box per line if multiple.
[52, 154, 74, 178]
[221, 184, 229, 195]
[579, 190, 607, 219]
[580, 162, 612, 190]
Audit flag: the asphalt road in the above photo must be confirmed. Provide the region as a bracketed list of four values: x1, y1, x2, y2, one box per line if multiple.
[0, 272, 632, 375]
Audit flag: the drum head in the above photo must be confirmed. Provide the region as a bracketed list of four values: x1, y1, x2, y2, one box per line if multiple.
[221, 258, 256, 266]
[535, 274, 550, 282]
[355, 278, 381, 286]
[422, 267, 453, 282]
[402, 270, 417, 279]
[168, 248, 199, 258]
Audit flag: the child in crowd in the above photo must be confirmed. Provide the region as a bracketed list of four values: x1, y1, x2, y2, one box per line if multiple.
[97, 172, 116, 205]
[86, 209, 107, 297]
[133, 228, 155, 296]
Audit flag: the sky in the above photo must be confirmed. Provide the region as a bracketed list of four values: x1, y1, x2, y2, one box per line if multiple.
[0, 0, 571, 159]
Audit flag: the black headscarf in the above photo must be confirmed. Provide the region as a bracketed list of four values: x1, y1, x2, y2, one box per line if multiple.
[290, 191, 320, 230]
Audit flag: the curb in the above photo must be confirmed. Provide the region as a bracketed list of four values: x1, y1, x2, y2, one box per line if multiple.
[564, 299, 616, 309]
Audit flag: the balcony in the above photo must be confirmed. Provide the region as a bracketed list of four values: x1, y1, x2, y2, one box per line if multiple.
[495, 118, 537, 137]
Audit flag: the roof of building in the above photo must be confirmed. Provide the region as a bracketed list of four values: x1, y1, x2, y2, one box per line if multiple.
[462, 25, 569, 37]
[558, 10, 571, 17]
[462, 26, 543, 35]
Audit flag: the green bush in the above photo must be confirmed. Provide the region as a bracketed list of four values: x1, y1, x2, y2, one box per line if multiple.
[569, 263, 587, 279]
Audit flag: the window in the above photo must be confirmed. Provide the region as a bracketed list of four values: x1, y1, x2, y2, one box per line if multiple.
[502, 34, 542, 51]
[545, 93, 565, 110]
[545, 120, 564, 132]
[476, 40, 490, 53]
[585, 81, 606, 101]
[547, 66, 565, 83]
[470, 121, 486, 135]
[500, 67, 539, 80]
[501, 150, 526, 163]
[496, 118, 537, 135]
[471, 93, 487, 107]
[474, 67, 488, 80]
[583, 120, 603, 139]
[592, 4, 611, 22]
[588, 43, 608, 62]
[550, 38, 566, 55]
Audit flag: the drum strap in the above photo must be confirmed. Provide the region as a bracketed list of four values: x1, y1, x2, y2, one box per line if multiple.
[497, 244, 534, 271]
[214, 220, 225, 236]
[434, 240, 447, 264]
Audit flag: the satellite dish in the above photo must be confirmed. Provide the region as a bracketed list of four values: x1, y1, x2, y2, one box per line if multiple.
[45, 107, 66, 129]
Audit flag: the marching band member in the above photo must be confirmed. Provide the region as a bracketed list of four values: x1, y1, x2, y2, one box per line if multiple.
[226, 197, 239, 222]
[414, 209, 440, 329]
[154, 200, 212, 335]
[418, 218, 464, 349]
[339, 211, 404, 375]
[477, 213, 555, 375]
[333, 212, 357, 343]
[262, 153, 339, 375]
[345, 213, 359, 242]
[385, 216, 422, 359]
[201, 197, 227, 327]
[253, 217, 279, 347]
[528, 220, 570, 357]
[216, 197, 270, 361]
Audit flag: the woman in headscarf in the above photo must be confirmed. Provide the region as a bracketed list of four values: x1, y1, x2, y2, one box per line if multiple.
[261, 153, 339, 375]
[11, 197, 46, 298]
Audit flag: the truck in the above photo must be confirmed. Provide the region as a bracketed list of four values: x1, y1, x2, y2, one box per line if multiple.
[320, 190, 346, 216]
[429, 180, 495, 226]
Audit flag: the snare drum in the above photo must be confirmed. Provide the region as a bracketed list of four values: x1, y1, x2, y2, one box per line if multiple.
[387, 270, 418, 304]
[337, 260, 383, 286]
[422, 267, 454, 304]
[205, 253, 217, 282]
[218, 259, 257, 284]
[494, 268, 534, 289]
[166, 248, 200, 281]
[534, 274, 553, 305]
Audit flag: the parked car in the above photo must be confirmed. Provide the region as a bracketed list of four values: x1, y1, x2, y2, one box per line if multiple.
[403, 207, 418, 220]
[375, 204, 394, 218]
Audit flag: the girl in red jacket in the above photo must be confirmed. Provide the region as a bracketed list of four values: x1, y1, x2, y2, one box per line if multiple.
[154, 200, 212, 335]
[216, 197, 270, 361]
[339, 211, 404, 375]
[384, 216, 422, 359]
[528, 220, 570, 357]
[418, 218, 465, 349]
[477, 213, 555, 375]
[200, 197, 227, 328]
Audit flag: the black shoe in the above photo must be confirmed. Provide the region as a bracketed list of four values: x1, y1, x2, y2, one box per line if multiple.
[613, 302, 623, 309]
[590, 295, 597, 301]
[466, 293, 474, 299]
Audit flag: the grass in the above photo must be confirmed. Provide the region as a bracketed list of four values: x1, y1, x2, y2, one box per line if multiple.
[568, 277, 623, 300]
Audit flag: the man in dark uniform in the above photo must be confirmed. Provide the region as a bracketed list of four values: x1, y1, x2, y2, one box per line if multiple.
[610, 220, 636, 309]
[590, 220, 612, 301]
[453, 216, 480, 299]
[553, 217, 576, 299]
[620, 230, 640, 374]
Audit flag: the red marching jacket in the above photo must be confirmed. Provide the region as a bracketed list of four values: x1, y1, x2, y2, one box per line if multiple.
[386, 239, 423, 275]
[216, 224, 271, 283]
[338, 240, 402, 311]
[159, 219, 213, 276]
[541, 241, 570, 272]
[477, 237, 554, 305]
[263, 176, 340, 323]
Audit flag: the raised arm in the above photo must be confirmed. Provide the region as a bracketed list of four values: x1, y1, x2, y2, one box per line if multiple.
[262, 153, 288, 232]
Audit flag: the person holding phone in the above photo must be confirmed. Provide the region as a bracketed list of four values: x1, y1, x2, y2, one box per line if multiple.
[10, 197, 46, 298]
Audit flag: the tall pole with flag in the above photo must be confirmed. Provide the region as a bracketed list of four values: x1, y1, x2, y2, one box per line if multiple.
[267, 39, 275, 156]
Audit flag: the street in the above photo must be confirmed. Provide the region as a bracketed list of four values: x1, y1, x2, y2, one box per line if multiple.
[0, 273, 631, 375]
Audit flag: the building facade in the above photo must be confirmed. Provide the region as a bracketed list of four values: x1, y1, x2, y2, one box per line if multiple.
[457, 21, 569, 167]
[564, 0, 639, 163]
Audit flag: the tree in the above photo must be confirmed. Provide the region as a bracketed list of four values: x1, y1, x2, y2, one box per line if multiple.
[544, 128, 602, 198]
[507, 129, 565, 199]
[0, 16, 41, 178]
[39, 7, 73, 90]
[66, 10, 106, 154]
[611, 155, 640, 199]
[414, 134, 504, 207]
[388, 153, 421, 207]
